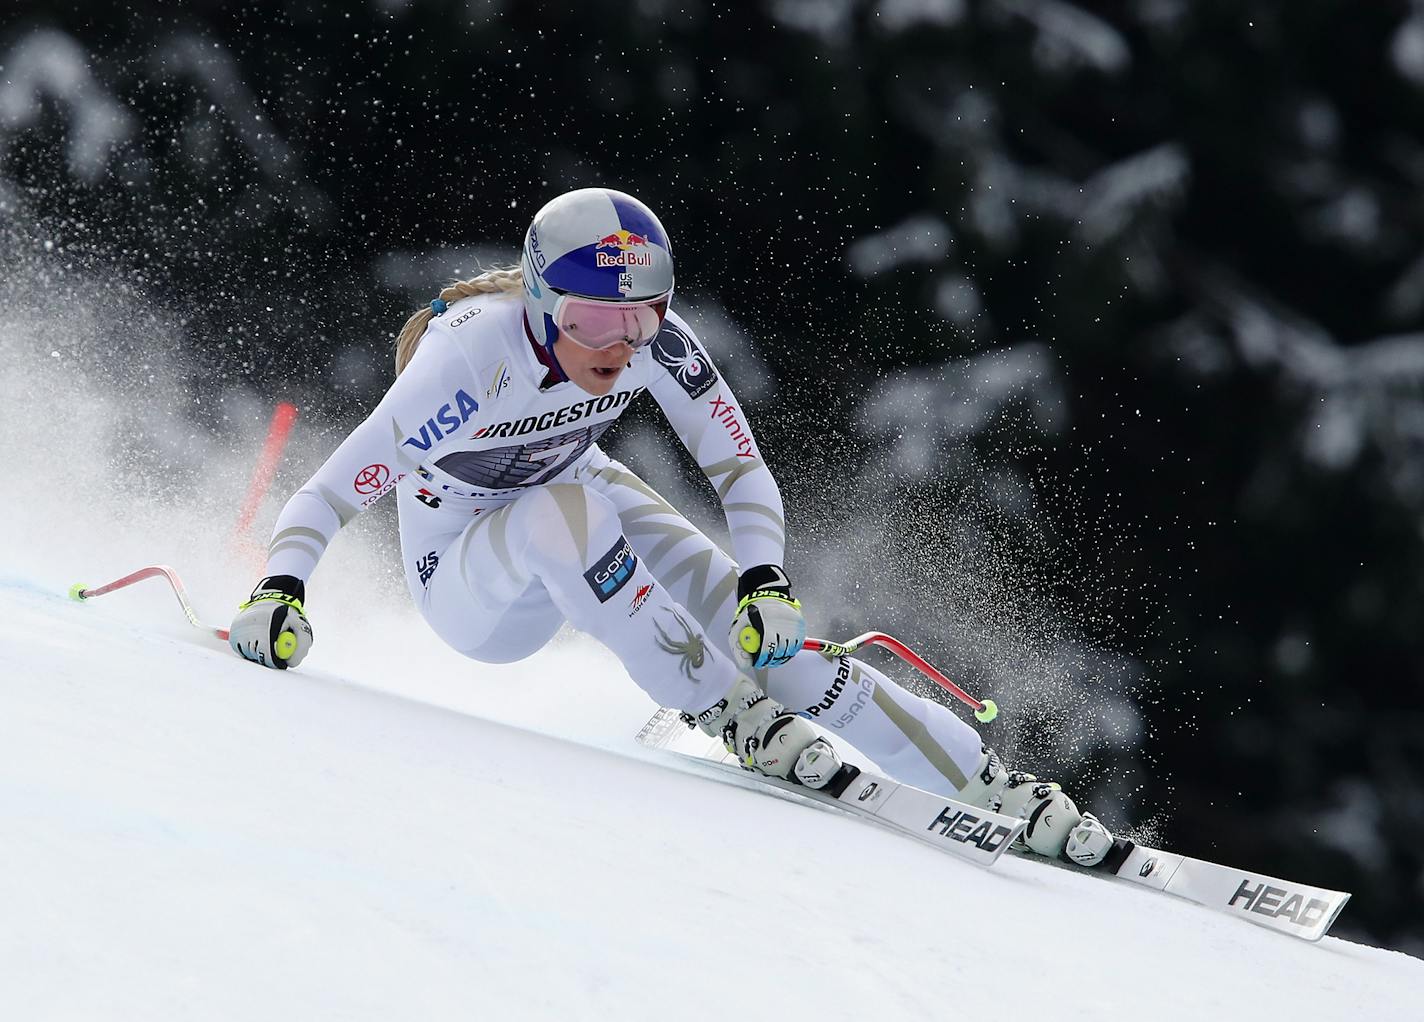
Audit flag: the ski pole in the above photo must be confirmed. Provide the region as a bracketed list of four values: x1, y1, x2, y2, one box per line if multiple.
[803, 632, 999, 723]
[69, 565, 231, 642]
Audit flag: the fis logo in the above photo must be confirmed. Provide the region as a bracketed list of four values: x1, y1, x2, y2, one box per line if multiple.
[584, 536, 637, 603]
[403, 389, 480, 452]
[485, 360, 510, 400]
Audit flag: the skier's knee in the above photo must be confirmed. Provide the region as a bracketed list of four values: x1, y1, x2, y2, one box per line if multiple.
[532, 482, 620, 527]
[520, 483, 624, 571]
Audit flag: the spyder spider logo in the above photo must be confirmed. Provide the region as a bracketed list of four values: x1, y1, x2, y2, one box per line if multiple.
[651, 324, 719, 400]
[653, 608, 707, 681]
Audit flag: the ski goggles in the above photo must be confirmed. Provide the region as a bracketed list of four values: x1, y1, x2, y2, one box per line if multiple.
[551, 290, 671, 350]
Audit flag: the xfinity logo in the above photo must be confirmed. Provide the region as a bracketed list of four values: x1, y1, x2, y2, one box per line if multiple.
[709, 395, 756, 459]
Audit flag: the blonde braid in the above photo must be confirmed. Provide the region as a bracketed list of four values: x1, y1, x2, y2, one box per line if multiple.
[394, 265, 524, 375]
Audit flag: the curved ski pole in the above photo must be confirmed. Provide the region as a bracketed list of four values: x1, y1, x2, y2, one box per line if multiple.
[70, 565, 231, 642]
[803, 632, 998, 723]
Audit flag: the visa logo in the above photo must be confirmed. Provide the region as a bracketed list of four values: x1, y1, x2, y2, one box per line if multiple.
[402, 389, 480, 451]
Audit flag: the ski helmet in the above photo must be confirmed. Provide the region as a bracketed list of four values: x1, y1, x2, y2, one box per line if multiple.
[521, 188, 674, 352]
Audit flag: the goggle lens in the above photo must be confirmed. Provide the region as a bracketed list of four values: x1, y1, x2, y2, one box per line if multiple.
[555, 296, 669, 350]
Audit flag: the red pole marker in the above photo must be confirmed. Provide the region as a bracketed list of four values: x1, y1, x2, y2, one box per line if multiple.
[69, 565, 230, 641]
[230, 401, 299, 563]
[803, 632, 999, 722]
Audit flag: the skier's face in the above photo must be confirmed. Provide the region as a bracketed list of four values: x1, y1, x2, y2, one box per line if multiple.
[554, 334, 634, 396]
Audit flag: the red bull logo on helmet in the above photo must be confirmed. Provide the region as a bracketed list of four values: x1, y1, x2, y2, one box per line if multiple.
[595, 229, 655, 268]
[597, 230, 649, 249]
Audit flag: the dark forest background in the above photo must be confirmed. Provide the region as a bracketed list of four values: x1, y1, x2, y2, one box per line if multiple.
[3, 0, 1423, 954]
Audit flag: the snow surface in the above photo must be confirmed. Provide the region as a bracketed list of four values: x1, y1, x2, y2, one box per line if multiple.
[3, 572, 1423, 1019]
[0, 302, 1419, 1020]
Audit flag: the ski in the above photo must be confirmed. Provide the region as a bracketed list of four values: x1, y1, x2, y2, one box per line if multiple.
[635, 708, 1026, 870]
[638, 708, 1351, 942]
[1090, 841, 1350, 942]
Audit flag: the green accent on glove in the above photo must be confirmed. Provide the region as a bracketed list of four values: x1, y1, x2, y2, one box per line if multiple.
[735, 590, 801, 614]
[238, 591, 306, 614]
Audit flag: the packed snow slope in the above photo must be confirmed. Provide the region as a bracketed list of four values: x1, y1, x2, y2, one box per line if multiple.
[2, 578, 1422, 1021]
[0, 318, 1420, 1020]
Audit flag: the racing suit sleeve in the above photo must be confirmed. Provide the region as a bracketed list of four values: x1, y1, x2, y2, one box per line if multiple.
[262, 325, 479, 584]
[646, 315, 787, 571]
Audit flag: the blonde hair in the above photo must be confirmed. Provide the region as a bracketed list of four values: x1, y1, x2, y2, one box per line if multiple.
[394, 265, 524, 374]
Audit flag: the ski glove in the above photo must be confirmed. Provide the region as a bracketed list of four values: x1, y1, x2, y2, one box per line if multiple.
[229, 575, 313, 670]
[729, 563, 806, 670]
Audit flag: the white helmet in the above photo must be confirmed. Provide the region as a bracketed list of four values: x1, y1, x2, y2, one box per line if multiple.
[521, 188, 675, 350]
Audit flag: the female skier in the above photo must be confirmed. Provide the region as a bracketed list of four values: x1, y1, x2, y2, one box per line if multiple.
[228, 187, 1113, 866]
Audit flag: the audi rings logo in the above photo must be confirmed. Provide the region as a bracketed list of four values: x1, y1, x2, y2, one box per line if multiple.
[354, 464, 391, 494]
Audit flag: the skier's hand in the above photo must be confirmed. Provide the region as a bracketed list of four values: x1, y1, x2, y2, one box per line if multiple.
[229, 575, 313, 670]
[729, 564, 805, 670]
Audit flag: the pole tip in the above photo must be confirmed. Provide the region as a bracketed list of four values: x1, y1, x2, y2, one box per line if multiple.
[68, 583, 89, 601]
[974, 698, 999, 723]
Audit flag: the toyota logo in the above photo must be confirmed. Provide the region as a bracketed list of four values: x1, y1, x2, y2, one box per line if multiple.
[354, 463, 390, 494]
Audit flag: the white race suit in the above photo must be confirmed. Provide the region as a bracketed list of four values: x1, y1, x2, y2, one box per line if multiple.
[261, 292, 986, 797]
